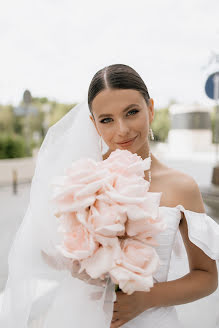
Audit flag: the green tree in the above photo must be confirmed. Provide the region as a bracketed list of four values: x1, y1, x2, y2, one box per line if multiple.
[0, 134, 31, 159]
[0, 105, 14, 134]
[151, 107, 171, 142]
[0, 96, 78, 157]
[49, 102, 77, 126]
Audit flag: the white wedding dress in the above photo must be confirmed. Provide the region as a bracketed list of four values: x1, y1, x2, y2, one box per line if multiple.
[28, 204, 219, 328]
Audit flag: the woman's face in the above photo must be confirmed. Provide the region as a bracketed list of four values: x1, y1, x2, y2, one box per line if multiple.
[90, 88, 154, 154]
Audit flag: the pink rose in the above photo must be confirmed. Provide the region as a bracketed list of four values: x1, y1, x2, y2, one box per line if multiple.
[126, 217, 166, 246]
[56, 212, 98, 260]
[124, 191, 162, 220]
[80, 239, 121, 279]
[50, 158, 113, 214]
[125, 192, 166, 244]
[96, 173, 150, 211]
[102, 149, 151, 178]
[87, 200, 127, 239]
[109, 239, 160, 295]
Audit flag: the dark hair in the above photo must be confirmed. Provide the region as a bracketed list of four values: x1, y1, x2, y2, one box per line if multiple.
[88, 64, 151, 115]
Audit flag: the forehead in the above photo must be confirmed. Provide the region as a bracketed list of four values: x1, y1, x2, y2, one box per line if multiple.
[91, 89, 145, 115]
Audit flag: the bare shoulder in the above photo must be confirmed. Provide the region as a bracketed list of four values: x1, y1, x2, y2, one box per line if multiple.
[164, 166, 206, 213]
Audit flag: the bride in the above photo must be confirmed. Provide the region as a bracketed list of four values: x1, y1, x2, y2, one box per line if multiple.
[0, 63, 218, 328]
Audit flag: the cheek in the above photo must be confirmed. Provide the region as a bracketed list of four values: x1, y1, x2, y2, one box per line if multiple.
[140, 121, 149, 137]
[96, 124, 114, 142]
[135, 115, 149, 137]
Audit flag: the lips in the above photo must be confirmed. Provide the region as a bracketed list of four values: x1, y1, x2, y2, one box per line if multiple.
[117, 136, 137, 145]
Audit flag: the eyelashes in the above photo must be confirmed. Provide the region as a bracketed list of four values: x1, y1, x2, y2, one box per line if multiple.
[100, 109, 139, 124]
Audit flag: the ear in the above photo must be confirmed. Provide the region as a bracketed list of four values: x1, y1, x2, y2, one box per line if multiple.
[89, 115, 101, 137]
[148, 98, 155, 124]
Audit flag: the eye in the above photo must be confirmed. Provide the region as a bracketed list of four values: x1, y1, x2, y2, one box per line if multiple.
[100, 117, 113, 124]
[127, 109, 139, 116]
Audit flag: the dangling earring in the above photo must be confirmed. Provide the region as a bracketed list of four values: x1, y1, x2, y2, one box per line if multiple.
[149, 127, 154, 141]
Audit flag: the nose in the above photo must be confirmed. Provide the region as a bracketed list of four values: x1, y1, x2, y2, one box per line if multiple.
[116, 119, 130, 136]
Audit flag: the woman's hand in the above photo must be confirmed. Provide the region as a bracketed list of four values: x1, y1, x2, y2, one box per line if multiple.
[41, 250, 106, 287]
[110, 289, 154, 328]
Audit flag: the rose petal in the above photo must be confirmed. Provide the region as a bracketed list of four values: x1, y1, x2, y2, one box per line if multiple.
[110, 266, 154, 295]
[105, 191, 146, 204]
[95, 224, 125, 237]
[80, 243, 121, 279]
[57, 196, 96, 213]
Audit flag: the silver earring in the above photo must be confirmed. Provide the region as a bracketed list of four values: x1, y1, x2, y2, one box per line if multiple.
[149, 127, 154, 141]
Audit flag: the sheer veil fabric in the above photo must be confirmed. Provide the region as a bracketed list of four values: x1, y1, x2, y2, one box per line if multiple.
[0, 100, 116, 327]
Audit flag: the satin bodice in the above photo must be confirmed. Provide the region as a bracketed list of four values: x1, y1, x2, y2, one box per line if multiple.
[153, 206, 182, 283]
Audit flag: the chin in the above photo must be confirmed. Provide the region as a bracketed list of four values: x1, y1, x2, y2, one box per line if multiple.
[117, 145, 137, 153]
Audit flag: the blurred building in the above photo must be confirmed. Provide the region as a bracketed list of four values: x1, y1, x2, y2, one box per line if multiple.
[168, 104, 213, 153]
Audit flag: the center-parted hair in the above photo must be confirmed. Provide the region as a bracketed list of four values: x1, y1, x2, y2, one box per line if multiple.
[88, 64, 151, 114]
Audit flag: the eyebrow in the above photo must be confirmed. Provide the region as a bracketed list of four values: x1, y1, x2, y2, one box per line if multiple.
[98, 104, 140, 119]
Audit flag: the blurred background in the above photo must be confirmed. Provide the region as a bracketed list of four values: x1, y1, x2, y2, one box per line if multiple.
[0, 0, 219, 327]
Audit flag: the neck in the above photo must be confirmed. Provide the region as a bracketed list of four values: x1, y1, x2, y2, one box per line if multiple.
[134, 140, 159, 169]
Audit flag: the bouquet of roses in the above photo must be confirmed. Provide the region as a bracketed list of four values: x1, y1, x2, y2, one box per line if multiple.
[47, 149, 166, 295]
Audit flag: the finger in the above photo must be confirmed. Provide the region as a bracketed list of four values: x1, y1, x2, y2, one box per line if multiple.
[112, 311, 120, 321]
[111, 319, 124, 328]
[88, 278, 106, 287]
[54, 211, 61, 218]
[116, 320, 125, 327]
[89, 291, 103, 300]
[110, 319, 119, 328]
[71, 270, 107, 288]
[71, 261, 80, 273]
[113, 303, 119, 311]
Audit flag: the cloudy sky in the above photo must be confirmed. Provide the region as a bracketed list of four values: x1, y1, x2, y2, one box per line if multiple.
[1, 0, 219, 108]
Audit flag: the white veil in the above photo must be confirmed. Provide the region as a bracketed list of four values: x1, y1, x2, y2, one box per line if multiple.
[0, 100, 116, 327]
